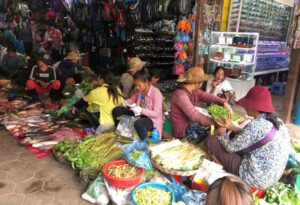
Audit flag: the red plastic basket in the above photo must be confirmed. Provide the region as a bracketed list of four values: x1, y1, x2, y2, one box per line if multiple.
[102, 160, 144, 189]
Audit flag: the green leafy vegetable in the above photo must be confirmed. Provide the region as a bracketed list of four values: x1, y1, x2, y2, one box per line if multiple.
[264, 182, 300, 205]
[207, 104, 228, 119]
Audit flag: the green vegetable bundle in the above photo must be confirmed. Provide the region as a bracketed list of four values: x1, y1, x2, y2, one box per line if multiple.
[67, 132, 123, 184]
[207, 104, 228, 119]
[207, 104, 244, 122]
[264, 182, 300, 205]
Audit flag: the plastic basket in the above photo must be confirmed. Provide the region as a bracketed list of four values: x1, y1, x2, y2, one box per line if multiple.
[102, 160, 144, 189]
[132, 182, 175, 205]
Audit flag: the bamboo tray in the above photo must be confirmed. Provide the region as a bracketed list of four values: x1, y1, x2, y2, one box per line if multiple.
[151, 158, 198, 176]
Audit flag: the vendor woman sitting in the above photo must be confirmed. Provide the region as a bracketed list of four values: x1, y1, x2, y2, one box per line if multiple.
[204, 86, 292, 189]
[113, 68, 163, 140]
[171, 67, 230, 141]
[74, 70, 123, 131]
[206, 66, 234, 104]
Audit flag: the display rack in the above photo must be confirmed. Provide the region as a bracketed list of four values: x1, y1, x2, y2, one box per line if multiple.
[228, 0, 293, 41]
[208, 31, 259, 100]
[131, 28, 176, 78]
[227, 0, 293, 77]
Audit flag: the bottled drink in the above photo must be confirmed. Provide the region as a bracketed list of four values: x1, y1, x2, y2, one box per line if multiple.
[151, 127, 160, 143]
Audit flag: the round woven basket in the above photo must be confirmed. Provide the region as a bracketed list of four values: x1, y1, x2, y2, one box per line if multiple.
[151, 159, 198, 176]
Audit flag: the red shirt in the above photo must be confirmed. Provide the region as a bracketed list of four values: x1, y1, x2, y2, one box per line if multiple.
[170, 86, 225, 139]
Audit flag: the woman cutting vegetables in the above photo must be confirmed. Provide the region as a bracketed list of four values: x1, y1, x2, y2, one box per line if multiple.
[170, 67, 230, 141]
[113, 68, 163, 140]
[204, 86, 292, 189]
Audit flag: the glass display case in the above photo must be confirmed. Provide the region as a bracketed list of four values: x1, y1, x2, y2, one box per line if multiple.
[208, 32, 259, 100]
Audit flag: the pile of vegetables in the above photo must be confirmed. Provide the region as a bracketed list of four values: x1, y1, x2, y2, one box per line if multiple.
[61, 132, 125, 184]
[107, 164, 141, 178]
[135, 187, 172, 205]
[152, 142, 207, 171]
[256, 182, 300, 205]
[207, 104, 228, 119]
[54, 138, 81, 159]
[207, 104, 244, 122]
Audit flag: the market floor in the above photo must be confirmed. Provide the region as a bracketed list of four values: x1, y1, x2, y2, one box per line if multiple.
[1, 94, 300, 205]
[0, 130, 91, 205]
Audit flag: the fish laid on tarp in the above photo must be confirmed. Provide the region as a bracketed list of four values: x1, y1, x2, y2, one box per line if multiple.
[24, 102, 42, 110]
[18, 131, 55, 140]
[26, 117, 45, 124]
[19, 135, 54, 146]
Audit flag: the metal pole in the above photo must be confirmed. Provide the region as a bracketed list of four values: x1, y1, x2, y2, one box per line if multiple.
[192, 0, 203, 66]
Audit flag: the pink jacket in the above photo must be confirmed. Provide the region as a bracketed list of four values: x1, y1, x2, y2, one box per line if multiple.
[126, 85, 163, 136]
[171, 86, 225, 139]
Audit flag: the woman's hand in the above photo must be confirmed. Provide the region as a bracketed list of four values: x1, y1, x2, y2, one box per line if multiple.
[66, 77, 75, 85]
[215, 118, 241, 133]
[223, 102, 232, 118]
[216, 127, 227, 136]
[211, 80, 219, 88]
[215, 118, 231, 129]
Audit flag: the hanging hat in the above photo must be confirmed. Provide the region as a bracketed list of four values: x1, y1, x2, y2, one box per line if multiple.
[66, 51, 81, 61]
[128, 57, 146, 73]
[238, 86, 275, 113]
[177, 67, 210, 83]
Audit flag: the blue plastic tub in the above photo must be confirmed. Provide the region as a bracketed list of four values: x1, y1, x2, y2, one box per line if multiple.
[132, 182, 175, 205]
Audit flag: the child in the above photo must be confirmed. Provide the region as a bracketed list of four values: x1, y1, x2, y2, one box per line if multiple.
[206, 176, 254, 205]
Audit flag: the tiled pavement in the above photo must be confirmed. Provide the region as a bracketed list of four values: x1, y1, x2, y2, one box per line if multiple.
[0, 130, 91, 205]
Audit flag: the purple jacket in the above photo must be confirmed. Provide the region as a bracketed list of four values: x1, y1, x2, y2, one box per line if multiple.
[170, 86, 225, 139]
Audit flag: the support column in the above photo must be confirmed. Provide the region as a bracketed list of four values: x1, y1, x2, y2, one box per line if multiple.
[281, 49, 300, 122]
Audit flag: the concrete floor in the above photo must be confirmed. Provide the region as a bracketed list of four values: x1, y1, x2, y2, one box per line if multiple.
[0, 130, 91, 205]
[0, 93, 300, 205]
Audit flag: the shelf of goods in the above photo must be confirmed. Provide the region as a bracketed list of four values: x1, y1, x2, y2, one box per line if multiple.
[255, 41, 289, 75]
[131, 28, 176, 78]
[208, 32, 258, 100]
[228, 0, 293, 41]
[227, 0, 292, 76]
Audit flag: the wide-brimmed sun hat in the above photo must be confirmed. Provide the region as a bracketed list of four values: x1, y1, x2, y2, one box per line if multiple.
[128, 57, 147, 73]
[66, 51, 81, 61]
[238, 85, 275, 113]
[177, 67, 211, 83]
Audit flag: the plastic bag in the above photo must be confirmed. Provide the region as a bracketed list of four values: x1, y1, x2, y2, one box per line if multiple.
[81, 174, 109, 205]
[123, 141, 154, 171]
[116, 115, 135, 139]
[104, 179, 134, 205]
[168, 182, 188, 202]
[182, 190, 206, 205]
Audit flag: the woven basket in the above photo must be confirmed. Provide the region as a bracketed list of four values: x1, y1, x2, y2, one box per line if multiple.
[152, 158, 198, 176]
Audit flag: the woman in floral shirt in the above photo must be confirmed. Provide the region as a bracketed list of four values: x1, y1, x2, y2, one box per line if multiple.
[205, 86, 292, 189]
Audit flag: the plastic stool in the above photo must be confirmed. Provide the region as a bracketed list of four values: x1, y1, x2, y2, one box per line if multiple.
[270, 82, 286, 95]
